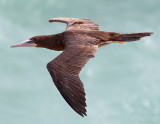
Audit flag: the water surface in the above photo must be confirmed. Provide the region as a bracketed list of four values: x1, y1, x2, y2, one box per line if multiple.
[0, 0, 160, 124]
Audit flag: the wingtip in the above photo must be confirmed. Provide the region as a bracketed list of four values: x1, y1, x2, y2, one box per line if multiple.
[79, 112, 87, 117]
[73, 105, 87, 117]
[83, 112, 87, 117]
[48, 18, 58, 22]
[48, 19, 53, 22]
[48, 17, 69, 23]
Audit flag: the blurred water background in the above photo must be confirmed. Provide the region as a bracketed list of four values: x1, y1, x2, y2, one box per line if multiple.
[0, 0, 160, 124]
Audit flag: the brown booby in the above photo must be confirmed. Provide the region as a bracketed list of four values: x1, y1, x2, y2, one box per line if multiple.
[11, 18, 153, 117]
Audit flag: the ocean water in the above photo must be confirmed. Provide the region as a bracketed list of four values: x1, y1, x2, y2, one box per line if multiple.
[0, 0, 160, 124]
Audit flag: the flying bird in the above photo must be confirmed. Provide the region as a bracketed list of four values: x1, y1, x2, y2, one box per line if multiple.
[11, 18, 153, 117]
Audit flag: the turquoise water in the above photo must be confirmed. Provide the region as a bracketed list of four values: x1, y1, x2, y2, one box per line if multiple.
[0, 0, 160, 124]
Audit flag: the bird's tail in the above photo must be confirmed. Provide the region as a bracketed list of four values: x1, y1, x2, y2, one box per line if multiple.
[93, 31, 153, 47]
[111, 32, 153, 42]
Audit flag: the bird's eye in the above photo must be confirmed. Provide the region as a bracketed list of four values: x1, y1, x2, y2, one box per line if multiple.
[27, 40, 34, 44]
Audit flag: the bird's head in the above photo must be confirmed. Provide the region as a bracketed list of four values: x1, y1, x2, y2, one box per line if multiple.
[11, 34, 64, 51]
[10, 35, 44, 48]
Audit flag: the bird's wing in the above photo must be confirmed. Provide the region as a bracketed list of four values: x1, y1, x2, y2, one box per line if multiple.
[47, 44, 98, 117]
[49, 17, 99, 31]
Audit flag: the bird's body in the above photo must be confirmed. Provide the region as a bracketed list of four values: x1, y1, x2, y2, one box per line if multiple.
[30, 30, 152, 50]
[11, 18, 153, 117]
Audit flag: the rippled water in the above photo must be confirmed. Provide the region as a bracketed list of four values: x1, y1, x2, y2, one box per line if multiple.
[0, 0, 160, 124]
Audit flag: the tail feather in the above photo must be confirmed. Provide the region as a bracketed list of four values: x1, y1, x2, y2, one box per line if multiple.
[91, 31, 153, 46]
[92, 31, 153, 42]
[118, 32, 153, 42]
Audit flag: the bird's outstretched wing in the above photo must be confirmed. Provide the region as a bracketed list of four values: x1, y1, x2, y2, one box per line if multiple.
[49, 17, 99, 31]
[47, 45, 98, 117]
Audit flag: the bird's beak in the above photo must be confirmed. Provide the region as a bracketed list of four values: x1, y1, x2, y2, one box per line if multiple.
[10, 40, 37, 48]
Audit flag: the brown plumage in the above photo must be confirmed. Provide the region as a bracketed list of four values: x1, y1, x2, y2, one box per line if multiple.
[11, 17, 153, 117]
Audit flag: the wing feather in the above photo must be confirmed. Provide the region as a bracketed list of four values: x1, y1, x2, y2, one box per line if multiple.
[47, 45, 98, 116]
[49, 17, 99, 31]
